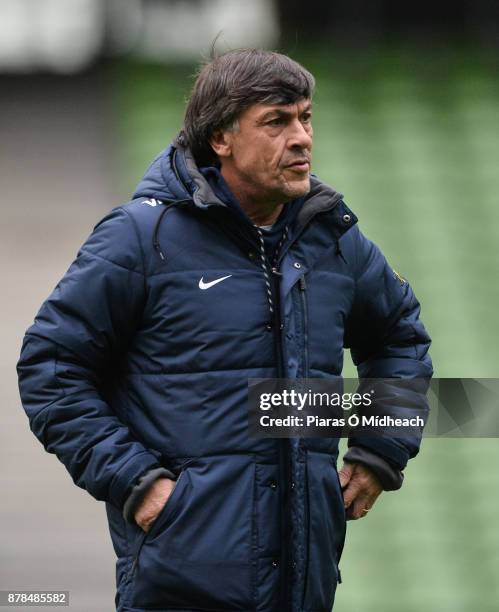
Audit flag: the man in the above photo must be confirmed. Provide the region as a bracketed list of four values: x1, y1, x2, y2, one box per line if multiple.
[17, 49, 432, 612]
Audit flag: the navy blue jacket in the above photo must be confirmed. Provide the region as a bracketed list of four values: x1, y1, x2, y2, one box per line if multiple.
[17, 144, 433, 612]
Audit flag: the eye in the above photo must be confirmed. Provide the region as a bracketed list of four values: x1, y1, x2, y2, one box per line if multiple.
[301, 113, 312, 123]
[266, 117, 284, 126]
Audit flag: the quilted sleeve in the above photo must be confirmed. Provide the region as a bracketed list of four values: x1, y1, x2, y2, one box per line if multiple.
[16, 207, 161, 510]
[344, 228, 433, 470]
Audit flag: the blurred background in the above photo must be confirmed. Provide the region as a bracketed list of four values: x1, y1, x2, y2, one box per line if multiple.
[2, 0, 499, 610]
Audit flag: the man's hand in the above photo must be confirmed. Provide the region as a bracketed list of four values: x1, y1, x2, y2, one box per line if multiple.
[134, 477, 176, 532]
[338, 462, 383, 520]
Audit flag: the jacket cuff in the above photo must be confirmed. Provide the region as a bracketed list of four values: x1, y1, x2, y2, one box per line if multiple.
[122, 467, 177, 525]
[343, 446, 404, 491]
[108, 452, 163, 509]
[347, 435, 411, 470]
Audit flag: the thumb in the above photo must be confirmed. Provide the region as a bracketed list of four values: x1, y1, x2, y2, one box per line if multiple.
[338, 461, 355, 489]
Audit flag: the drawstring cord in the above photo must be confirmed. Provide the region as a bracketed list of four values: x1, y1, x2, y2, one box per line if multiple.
[153, 204, 170, 260]
[255, 229, 275, 316]
[254, 225, 289, 322]
[152, 199, 192, 261]
[273, 226, 289, 265]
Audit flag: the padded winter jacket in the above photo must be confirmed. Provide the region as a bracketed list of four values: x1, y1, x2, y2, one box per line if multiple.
[17, 143, 433, 612]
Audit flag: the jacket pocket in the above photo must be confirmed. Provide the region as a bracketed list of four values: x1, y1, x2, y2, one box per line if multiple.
[127, 455, 256, 611]
[129, 468, 189, 575]
[147, 469, 187, 536]
[302, 451, 346, 612]
[331, 459, 347, 572]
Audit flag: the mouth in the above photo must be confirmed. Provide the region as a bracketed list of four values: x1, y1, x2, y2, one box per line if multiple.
[285, 159, 311, 173]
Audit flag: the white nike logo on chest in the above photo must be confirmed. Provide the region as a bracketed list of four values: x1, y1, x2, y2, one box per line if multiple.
[198, 275, 232, 290]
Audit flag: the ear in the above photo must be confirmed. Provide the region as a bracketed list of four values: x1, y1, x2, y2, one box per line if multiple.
[210, 129, 233, 159]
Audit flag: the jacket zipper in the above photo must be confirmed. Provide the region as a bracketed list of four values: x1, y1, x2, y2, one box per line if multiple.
[298, 274, 309, 379]
[300, 451, 311, 609]
[268, 261, 291, 610]
[269, 200, 351, 611]
[270, 266, 284, 377]
[273, 208, 339, 610]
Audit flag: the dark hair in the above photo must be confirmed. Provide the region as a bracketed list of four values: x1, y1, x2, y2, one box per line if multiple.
[176, 48, 315, 166]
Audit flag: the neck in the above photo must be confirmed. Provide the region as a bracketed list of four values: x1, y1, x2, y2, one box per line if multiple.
[220, 167, 285, 226]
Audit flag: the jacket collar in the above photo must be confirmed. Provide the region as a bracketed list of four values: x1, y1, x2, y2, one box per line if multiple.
[176, 144, 358, 241]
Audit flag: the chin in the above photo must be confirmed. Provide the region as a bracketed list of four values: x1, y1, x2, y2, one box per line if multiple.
[285, 176, 311, 199]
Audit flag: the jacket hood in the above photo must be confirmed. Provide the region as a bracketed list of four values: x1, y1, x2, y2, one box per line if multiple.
[133, 144, 229, 209]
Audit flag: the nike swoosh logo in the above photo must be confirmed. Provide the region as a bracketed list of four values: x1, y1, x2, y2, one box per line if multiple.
[199, 275, 232, 290]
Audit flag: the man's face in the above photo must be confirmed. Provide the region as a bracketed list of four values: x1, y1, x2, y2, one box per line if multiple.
[212, 98, 313, 204]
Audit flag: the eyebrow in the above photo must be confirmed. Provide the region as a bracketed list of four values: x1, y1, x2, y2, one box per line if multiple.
[258, 103, 313, 122]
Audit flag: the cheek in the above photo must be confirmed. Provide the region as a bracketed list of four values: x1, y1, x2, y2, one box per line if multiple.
[234, 136, 283, 178]
[243, 147, 275, 176]
[259, 144, 285, 176]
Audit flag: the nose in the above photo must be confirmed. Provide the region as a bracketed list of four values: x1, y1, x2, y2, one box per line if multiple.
[288, 118, 312, 151]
